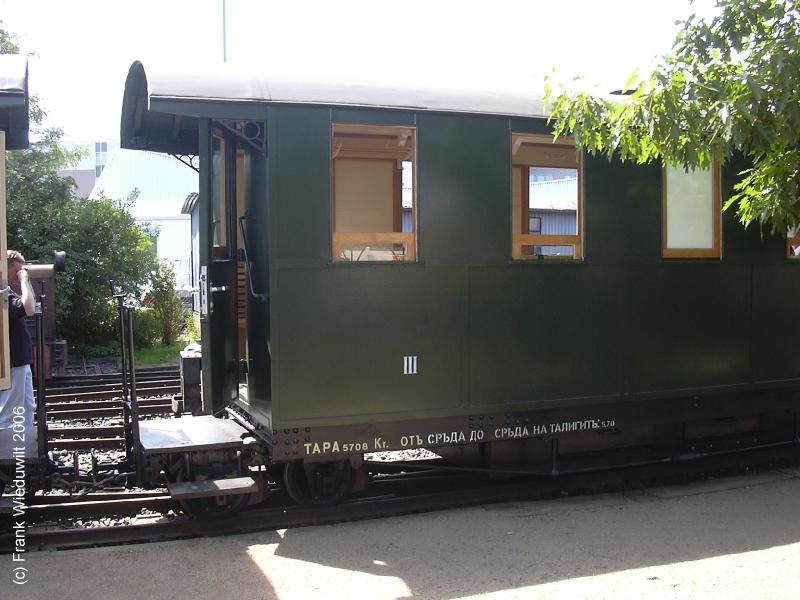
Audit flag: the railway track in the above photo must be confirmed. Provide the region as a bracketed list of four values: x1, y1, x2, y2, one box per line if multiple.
[10, 369, 800, 552]
[4, 441, 800, 552]
[39, 368, 181, 450]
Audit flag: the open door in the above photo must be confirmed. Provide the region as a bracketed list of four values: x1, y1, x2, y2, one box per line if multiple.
[201, 123, 269, 416]
[0, 130, 10, 391]
[203, 131, 239, 413]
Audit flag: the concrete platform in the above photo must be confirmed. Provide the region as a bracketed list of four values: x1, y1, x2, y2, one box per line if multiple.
[138, 415, 248, 455]
[4, 467, 800, 600]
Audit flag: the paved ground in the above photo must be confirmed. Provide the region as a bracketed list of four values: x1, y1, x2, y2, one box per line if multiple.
[3, 466, 800, 600]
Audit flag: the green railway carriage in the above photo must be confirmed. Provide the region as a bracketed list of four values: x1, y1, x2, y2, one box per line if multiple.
[121, 61, 800, 499]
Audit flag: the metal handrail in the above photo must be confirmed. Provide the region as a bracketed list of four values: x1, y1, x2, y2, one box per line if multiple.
[238, 214, 268, 302]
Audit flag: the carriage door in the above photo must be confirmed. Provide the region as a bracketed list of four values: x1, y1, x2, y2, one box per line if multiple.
[205, 124, 265, 414]
[205, 130, 239, 412]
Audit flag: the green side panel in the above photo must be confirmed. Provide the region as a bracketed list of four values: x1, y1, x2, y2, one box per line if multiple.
[721, 156, 785, 261]
[332, 108, 414, 126]
[273, 266, 465, 423]
[245, 151, 272, 402]
[752, 264, 800, 381]
[268, 106, 331, 262]
[468, 265, 623, 406]
[624, 264, 751, 392]
[257, 107, 798, 431]
[584, 157, 661, 262]
[509, 118, 549, 135]
[417, 113, 510, 264]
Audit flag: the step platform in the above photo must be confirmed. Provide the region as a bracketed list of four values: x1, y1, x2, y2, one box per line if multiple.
[167, 476, 256, 500]
[138, 415, 248, 455]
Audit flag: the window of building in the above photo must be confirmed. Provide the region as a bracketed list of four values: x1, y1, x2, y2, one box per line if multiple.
[95, 141, 108, 178]
[511, 133, 582, 260]
[332, 124, 416, 262]
[662, 164, 720, 258]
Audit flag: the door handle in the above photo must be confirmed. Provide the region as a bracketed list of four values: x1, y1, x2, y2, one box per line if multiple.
[210, 286, 229, 293]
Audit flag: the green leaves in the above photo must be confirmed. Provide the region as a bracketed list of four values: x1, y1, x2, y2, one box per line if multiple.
[146, 260, 186, 347]
[2, 25, 157, 353]
[546, 0, 800, 233]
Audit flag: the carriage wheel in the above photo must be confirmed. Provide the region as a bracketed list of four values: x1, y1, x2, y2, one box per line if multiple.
[283, 460, 354, 505]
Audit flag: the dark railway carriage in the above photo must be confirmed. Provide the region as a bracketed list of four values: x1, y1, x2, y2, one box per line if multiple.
[121, 62, 800, 504]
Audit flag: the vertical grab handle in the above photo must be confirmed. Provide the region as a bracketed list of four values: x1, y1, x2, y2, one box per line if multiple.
[238, 214, 268, 302]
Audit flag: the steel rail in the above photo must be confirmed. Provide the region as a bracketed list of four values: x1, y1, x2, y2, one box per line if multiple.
[48, 369, 180, 386]
[43, 383, 181, 403]
[47, 404, 173, 420]
[42, 379, 181, 396]
[46, 397, 176, 411]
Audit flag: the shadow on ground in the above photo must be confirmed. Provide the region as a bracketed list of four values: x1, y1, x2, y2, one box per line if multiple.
[6, 468, 800, 600]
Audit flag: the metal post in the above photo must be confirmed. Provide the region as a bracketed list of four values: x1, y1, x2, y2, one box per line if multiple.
[114, 290, 134, 471]
[115, 293, 129, 404]
[34, 292, 48, 460]
[222, 0, 227, 63]
[126, 305, 144, 482]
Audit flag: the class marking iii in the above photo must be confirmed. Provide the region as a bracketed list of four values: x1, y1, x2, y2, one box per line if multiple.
[403, 356, 418, 375]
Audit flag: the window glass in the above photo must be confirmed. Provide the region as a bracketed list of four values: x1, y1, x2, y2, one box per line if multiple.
[332, 125, 416, 262]
[663, 164, 720, 258]
[211, 135, 227, 249]
[511, 133, 582, 260]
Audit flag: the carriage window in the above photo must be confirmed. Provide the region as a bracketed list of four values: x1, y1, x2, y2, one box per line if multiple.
[211, 135, 227, 251]
[662, 164, 720, 258]
[332, 124, 416, 262]
[511, 133, 582, 260]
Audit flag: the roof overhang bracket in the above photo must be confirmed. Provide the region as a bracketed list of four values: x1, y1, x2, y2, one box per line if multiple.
[171, 154, 199, 173]
[214, 119, 266, 155]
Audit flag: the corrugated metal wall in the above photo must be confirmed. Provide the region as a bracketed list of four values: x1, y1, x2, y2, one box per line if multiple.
[532, 209, 576, 256]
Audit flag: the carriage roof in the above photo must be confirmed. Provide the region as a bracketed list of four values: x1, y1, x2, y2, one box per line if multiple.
[121, 61, 553, 154]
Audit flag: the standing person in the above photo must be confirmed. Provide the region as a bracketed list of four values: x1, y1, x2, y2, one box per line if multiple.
[0, 250, 36, 457]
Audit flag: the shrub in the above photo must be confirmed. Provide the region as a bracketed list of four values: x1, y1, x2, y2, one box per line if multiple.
[146, 260, 186, 346]
[132, 308, 159, 349]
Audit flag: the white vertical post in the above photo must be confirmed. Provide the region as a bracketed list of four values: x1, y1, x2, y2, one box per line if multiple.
[0, 130, 11, 390]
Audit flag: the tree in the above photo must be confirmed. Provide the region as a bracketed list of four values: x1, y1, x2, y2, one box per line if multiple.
[51, 193, 157, 350]
[2, 26, 157, 352]
[146, 260, 186, 346]
[545, 0, 800, 234]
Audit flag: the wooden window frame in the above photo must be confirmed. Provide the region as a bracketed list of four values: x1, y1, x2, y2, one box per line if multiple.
[786, 225, 800, 259]
[331, 124, 417, 262]
[787, 237, 800, 259]
[662, 162, 722, 259]
[511, 133, 583, 261]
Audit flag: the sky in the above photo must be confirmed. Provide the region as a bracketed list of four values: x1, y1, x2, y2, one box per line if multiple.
[0, 0, 718, 142]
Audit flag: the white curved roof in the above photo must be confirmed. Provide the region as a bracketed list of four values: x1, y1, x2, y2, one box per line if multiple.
[142, 62, 549, 118]
[0, 54, 27, 100]
[0, 54, 29, 149]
